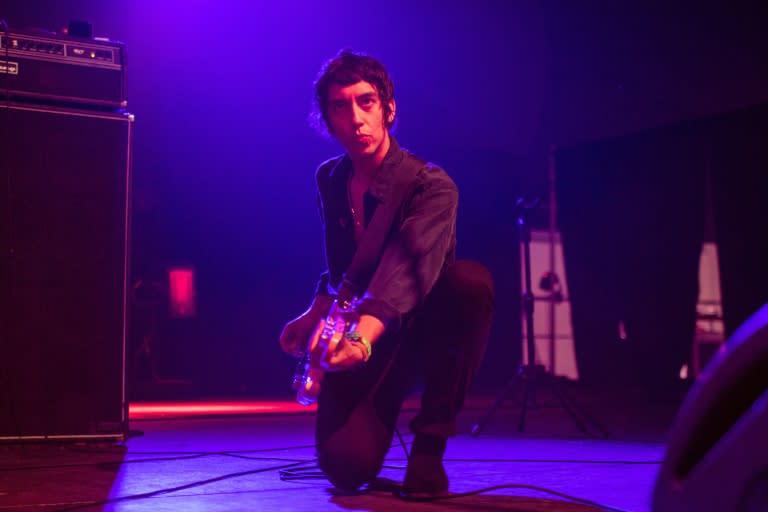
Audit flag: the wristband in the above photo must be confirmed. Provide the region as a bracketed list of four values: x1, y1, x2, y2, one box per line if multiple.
[345, 331, 372, 362]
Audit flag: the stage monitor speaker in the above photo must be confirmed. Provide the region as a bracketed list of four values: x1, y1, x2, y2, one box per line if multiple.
[0, 102, 133, 441]
[653, 303, 768, 512]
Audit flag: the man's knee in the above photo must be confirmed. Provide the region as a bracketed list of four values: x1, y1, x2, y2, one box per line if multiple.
[317, 440, 383, 491]
[316, 403, 391, 491]
[442, 259, 495, 310]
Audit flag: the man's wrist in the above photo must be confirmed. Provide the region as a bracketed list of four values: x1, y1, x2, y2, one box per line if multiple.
[345, 331, 372, 362]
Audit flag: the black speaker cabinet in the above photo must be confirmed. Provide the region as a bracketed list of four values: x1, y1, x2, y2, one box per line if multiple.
[0, 102, 133, 441]
[653, 304, 768, 512]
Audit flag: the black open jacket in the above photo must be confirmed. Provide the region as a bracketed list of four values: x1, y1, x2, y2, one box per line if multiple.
[314, 138, 458, 332]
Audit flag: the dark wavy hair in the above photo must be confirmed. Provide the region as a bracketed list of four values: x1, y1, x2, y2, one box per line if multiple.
[310, 50, 396, 136]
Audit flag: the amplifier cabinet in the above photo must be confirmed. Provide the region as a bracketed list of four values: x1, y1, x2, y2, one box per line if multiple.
[0, 102, 133, 441]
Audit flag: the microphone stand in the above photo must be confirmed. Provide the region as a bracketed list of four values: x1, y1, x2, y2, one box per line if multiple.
[471, 196, 606, 438]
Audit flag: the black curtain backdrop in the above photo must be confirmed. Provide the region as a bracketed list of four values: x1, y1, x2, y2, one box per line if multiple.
[556, 124, 707, 390]
[710, 104, 768, 337]
[556, 103, 768, 390]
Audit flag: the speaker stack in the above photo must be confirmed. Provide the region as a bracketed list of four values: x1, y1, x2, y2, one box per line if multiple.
[653, 304, 768, 512]
[0, 26, 132, 441]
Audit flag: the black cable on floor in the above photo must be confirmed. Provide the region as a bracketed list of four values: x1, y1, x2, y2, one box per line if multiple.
[394, 426, 410, 459]
[278, 461, 407, 482]
[0, 453, 209, 473]
[395, 482, 631, 512]
[4, 434, 650, 512]
[50, 460, 310, 512]
[277, 428, 411, 482]
[13, 444, 643, 512]
[411, 457, 662, 465]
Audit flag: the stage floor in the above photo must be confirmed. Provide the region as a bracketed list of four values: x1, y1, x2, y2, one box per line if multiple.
[0, 388, 684, 511]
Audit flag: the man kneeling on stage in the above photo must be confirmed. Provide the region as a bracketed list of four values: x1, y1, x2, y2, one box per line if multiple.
[279, 50, 494, 498]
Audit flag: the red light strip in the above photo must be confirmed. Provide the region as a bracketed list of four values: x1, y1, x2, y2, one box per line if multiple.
[129, 401, 316, 419]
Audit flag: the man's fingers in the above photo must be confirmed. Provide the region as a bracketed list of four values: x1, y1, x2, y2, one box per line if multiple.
[290, 341, 304, 358]
[308, 319, 325, 352]
[279, 336, 293, 354]
[320, 343, 341, 370]
[322, 342, 364, 372]
[307, 319, 327, 364]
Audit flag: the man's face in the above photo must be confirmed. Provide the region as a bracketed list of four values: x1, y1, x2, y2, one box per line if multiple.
[326, 80, 395, 161]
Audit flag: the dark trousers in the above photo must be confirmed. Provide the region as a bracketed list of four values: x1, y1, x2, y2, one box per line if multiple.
[316, 259, 494, 490]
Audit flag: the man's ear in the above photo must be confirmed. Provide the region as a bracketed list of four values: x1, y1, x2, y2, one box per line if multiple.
[387, 99, 396, 124]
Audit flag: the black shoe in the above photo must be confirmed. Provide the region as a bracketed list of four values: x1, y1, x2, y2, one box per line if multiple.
[398, 452, 449, 500]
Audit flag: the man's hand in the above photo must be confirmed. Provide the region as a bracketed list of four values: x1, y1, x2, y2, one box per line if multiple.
[279, 313, 318, 358]
[279, 295, 334, 357]
[303, 319, 366, 372]
[320, 338, 368, 371]
[318, 313, 383, 371]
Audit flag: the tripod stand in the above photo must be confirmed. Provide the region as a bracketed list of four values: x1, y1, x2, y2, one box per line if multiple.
[471, 197, 606, 438]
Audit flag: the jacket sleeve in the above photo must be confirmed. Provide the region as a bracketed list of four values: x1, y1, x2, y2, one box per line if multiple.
[356, 167, 458, 331]
[313, 160, 335, 297]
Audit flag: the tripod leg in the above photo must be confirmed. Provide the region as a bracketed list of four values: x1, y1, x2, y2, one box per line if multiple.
[517, 370, 533, 432]
[550, 379, 609, 438]
[471, 376, 518, 437]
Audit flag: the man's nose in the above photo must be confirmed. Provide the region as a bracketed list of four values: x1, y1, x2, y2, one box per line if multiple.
[350, 104, 364, 126]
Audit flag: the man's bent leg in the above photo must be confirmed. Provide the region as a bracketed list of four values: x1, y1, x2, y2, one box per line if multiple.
[409, 259, 494, 436]
[404, 259, 494, 494]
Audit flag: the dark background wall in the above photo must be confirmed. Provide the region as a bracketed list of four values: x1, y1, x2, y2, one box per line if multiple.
[2, 1, 767, 397]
